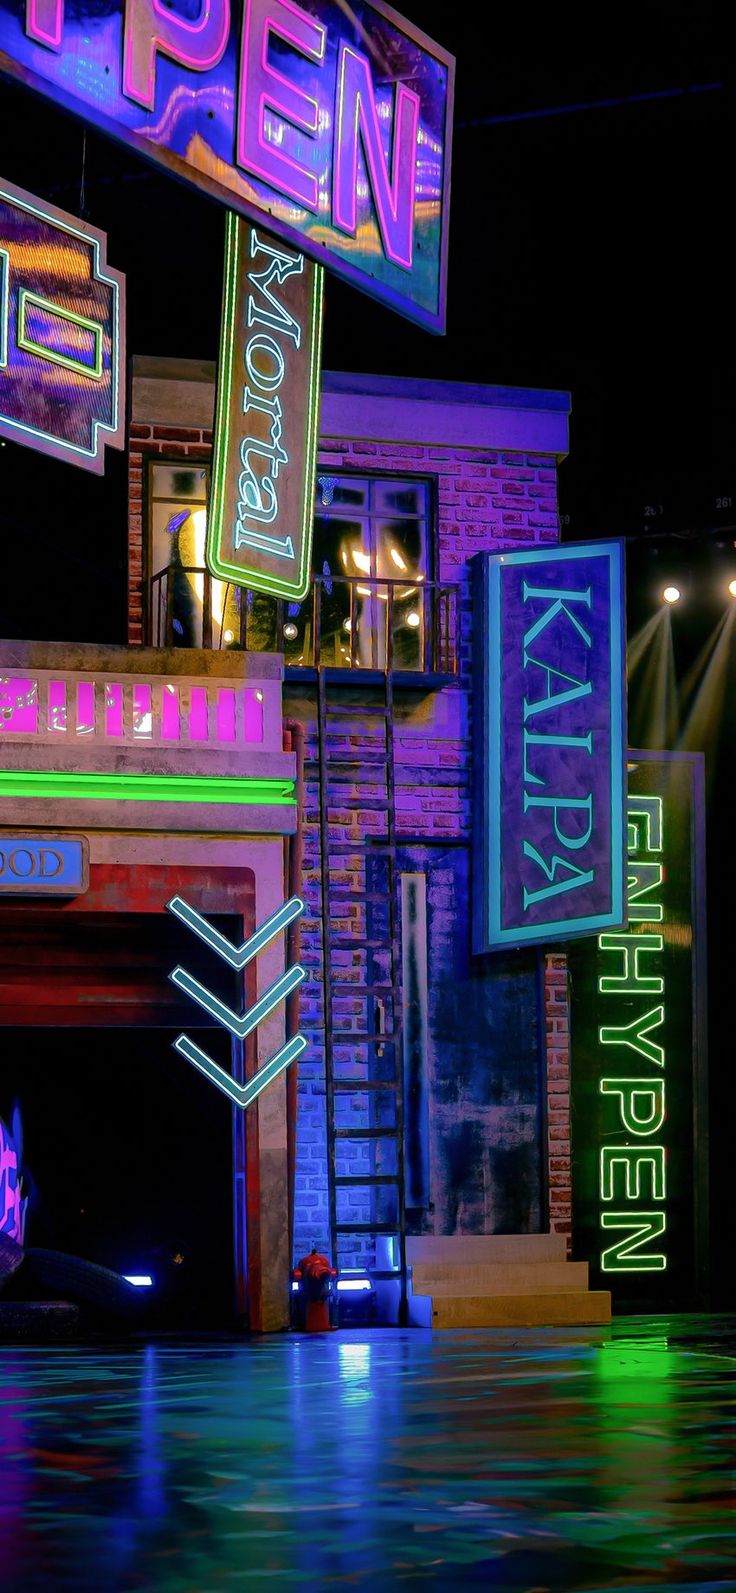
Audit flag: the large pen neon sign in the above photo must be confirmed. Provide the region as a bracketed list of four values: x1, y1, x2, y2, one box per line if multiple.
[0, 0, 454, 332]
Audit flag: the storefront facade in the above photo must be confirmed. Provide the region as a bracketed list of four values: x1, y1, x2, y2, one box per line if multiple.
[123, 359, 573, 1321]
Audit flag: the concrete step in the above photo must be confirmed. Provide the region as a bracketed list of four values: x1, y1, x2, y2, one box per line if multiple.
[411, 1260, 590, 1297]
[430, 1291, 612, 1329]
[406, 1234, 567, 1267]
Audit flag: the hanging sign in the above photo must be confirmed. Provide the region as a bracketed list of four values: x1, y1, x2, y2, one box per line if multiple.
[569, 752, 708, 1308]
[473, 541, 627, 951]
[207, 216, 323, 600]
[0, 176, 125, 471]
[0, 0, 454, 333]
[0, 833, 89, 894]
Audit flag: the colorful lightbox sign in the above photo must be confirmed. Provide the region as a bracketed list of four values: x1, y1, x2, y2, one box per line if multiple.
[0, 832, 88, 893]
[569, 752, 708, 1307]
[207, 216, 323, 599]
[168, 893, 307, 1108]
[0, 176, 125, 471]
[0, 0, 454, 334]
[0, 768, 295, 804]
[473, 542, 627, 951]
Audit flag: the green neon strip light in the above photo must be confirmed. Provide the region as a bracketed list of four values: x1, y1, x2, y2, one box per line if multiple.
[17, 289, 104, 380]
[0, 770, 296, 806]
[207, 214, 324, 601]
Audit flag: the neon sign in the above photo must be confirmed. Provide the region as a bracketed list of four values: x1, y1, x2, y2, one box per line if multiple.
[207, 217, 323, 599]
[0, 176, 125, 471]
[0, 0, 454, 333]
[167, 893, 306, 1108]
[473, 542, 627, 950]
[570, 752, 709, 1306]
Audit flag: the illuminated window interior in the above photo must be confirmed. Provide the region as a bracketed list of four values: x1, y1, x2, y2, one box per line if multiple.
[148, 467, 431, 667]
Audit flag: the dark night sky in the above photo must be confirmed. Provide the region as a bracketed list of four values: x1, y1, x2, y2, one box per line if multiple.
[0, 1, 733, 1293]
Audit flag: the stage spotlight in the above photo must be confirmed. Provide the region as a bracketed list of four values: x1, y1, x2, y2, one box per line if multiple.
[662, 585, 681, 604]
[728, 578, 736, 598]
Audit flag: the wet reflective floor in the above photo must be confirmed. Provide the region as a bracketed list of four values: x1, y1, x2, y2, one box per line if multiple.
[1, 1314, 734, 1591]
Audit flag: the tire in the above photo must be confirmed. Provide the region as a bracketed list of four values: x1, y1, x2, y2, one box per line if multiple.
[20, 1249, 146, 1322]
[0, 1301, 80, 1342]
[0, 1231, 23, 1287]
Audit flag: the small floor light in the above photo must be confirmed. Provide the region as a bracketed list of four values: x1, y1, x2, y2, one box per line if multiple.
[662, 585, 681, 604]
[728, 578, 736, 598]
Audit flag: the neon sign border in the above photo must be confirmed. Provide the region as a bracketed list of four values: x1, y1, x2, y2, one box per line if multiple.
[17, 288, 104, 382]
[0, 176, 125, 471]
[207, 210, 324, 601]
[478, 540, 627, 948]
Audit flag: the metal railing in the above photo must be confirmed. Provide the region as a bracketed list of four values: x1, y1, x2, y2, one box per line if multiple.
[149, 568, 458, 673]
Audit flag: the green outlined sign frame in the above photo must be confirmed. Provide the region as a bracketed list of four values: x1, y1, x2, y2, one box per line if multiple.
[0, 176, 125, 472]
[207, 215, 324, 601]
[569, 751, 709, 1309]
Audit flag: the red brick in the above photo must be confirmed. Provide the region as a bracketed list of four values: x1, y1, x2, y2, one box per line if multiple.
[129, 424, 151, 439]
[152, 425, 200, 441]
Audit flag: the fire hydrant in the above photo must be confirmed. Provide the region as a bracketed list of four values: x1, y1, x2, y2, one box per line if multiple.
[292, 1248, 337, 1333]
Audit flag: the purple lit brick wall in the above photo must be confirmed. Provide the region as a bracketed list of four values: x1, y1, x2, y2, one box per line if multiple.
[125, 413, 569, 1262]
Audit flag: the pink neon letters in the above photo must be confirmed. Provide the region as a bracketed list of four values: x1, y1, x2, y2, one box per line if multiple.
[238, 0, 326, 212]
[24, 0, 423, 278]
[333, 43, 419, 269]
[122, 0, 231, 111]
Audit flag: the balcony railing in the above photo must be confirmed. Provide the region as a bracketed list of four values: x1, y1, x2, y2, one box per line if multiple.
[150, 569, 458, 674]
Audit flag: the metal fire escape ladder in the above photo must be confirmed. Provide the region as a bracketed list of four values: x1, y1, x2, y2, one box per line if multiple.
[316, 665, 407, 1319]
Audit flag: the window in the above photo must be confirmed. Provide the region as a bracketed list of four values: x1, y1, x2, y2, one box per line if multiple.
[275, 474, 431, 669]
[148, 462, 239, 649]
[148, 465, 433, 669]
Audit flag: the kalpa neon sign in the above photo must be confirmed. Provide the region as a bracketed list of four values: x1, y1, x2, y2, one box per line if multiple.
[207, 217, 323, 599]
[0, 0, 454, 332]
[0, 177, 125, 471]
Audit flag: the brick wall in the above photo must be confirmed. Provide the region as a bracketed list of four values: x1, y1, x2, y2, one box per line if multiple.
[125, 422, 568, 1260]
[544, 954, 572, 1250]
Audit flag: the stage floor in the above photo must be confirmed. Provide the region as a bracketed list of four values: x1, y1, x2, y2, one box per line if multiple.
[1, 1314, 734, 1590]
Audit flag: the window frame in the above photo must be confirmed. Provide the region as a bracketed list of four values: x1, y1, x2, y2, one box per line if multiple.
[145, 456, 212, 646]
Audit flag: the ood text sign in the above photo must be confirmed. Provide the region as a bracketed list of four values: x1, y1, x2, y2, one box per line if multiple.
[473, 542, 626, 951]
[0, 0, 453, 333]
[207, 216, 323, 600]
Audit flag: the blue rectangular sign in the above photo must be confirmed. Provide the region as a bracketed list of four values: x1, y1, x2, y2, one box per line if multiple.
[473, 541, 627, 951]
[0, 833, 89, 893]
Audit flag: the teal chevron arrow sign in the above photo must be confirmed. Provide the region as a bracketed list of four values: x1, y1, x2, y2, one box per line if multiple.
[166, 894, 306, 1109]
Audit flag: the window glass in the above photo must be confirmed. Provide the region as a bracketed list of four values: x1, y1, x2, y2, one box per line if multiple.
[313, 477, 430, 670]
[149, 462, 239, 648]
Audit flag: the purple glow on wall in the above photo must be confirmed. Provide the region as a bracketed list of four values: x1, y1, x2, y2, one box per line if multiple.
[0, 1116, 26, 1245]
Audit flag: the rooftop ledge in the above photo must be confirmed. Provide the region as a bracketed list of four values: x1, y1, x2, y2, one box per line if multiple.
[131, 359, 571, 460]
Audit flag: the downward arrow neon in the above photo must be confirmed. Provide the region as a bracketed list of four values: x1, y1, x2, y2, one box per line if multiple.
[167, 894, 304, 970]
[173, 1032, 307, 1108]
[169, 962, 305, 1039]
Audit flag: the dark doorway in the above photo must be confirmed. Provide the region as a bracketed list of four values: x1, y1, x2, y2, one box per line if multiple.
[0, 907, 247, 1326]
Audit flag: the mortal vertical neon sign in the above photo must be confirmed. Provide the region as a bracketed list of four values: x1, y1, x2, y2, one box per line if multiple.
[207, 215, 323, 601]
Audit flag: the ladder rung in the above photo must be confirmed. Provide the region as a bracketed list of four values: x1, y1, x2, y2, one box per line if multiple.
[335, 1127, 398, 1139]
[335, 1223, 400, 1234]
[329, 984, 397, 998]
[324, 705, 390, 717]
[329, 1032, 397, 1044]
[333, 1079, 398, 1090]
[327, 843, 396, 856]
[326, 890, 393, 904]
[330, 937, 389, 950]
[335, 1175, 398, 1186]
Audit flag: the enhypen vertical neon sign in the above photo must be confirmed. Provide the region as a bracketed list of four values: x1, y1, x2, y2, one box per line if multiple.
[207, 216, 323, 600]
[570, 752, 709, 1307]
[473, 542, 627, 951]
[0, 176, 125, 471]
